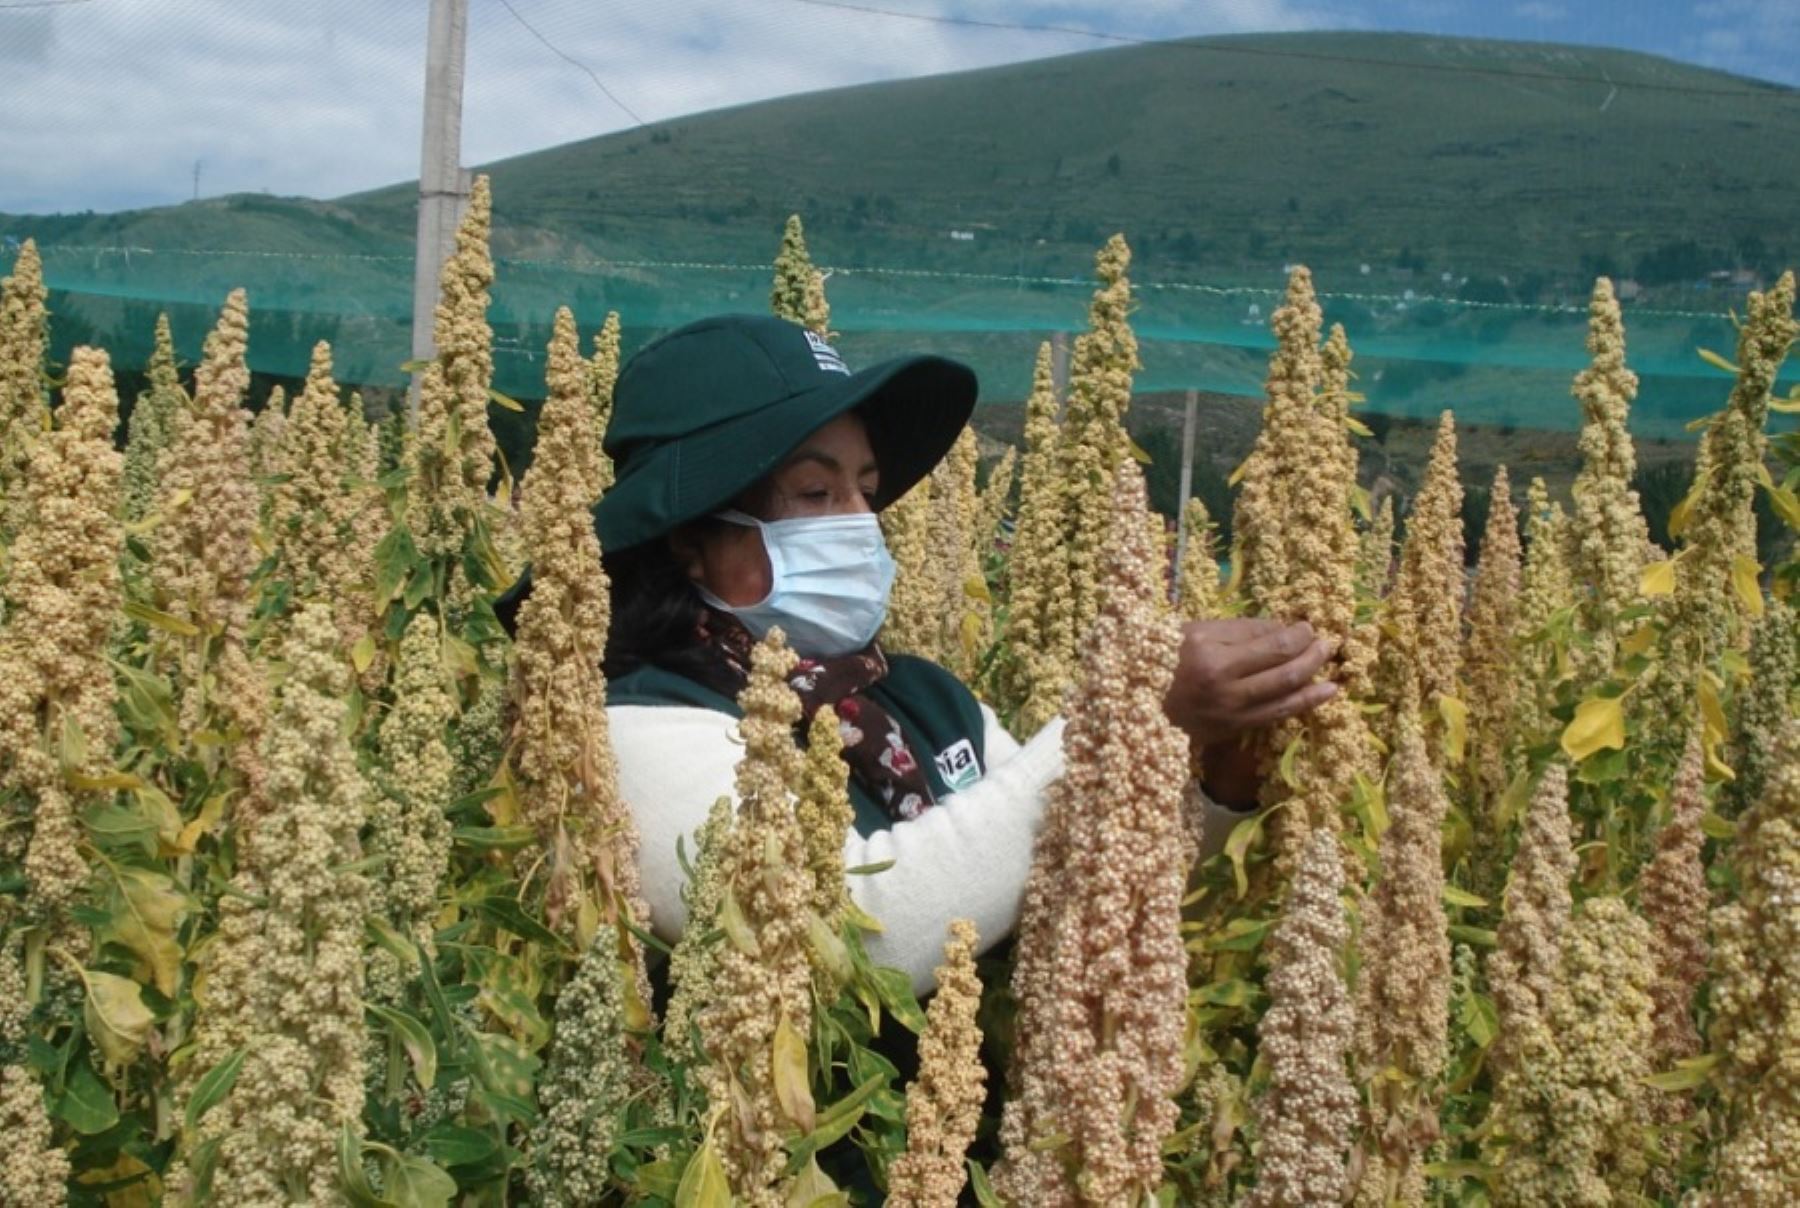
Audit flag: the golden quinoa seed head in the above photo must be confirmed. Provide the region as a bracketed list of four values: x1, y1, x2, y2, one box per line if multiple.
[1487, 762, 1575, 1065]
[1002, 340, 1075, 733]
[996, 464, 1190, 1207]
[1487, 897, 1655, 1207]
[928, 425, 988, 677]
[698, 629, 816, 1204]
[1704, 718, 1800, 1203]
[889, 919, 988, 1208]
[663, 794, 735, 1065]
[0, 1063, 70, 1207]
[1354, 710, 1453, 1208]
[796, 706, 854, 927]
[0, 238, 50, 508]
[771, 213, 831, 336]
[1176, 495, 1223, 621]
[1248, 827, 1358, 1208]
[512, 306, 646, 958]
[123, 311, 185, 524]
[369, 612, 457, 946]
[1381, 410, 1463, 726]
[1465, 465, 1523, 816]
[589, 308, 622, 496]
[1568, 278, 1650, 676]
[196, 603, 372, 1205]
[1639, 733, 1709, 1084]
[6, 346, 125, 915]
[879, 477, 938, 659]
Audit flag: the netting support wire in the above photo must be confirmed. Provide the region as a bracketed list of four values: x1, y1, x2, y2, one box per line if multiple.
[410, 0, 470, 428]
[1172, 388, 1198, 604]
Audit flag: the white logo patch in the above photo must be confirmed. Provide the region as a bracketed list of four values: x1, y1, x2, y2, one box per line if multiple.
[934, 739, 981, 793]
[804, 330, 851, 375]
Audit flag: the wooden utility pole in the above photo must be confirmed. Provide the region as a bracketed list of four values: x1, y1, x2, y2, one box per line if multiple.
[410, 0, 471, 425]
[1172, 388, 1199, 598]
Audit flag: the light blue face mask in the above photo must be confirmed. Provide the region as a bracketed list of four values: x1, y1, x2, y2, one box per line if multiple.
[695, 509, 897, 658]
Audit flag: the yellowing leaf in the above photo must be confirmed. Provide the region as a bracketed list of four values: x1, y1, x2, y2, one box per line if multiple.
[1696, 346, 1739, 374]
[105, 866, 190, 997]
[785, 1157, 844, 1208]
[122, 600, 200, 637]
[1667, 471, 1708, 540]
[351, 633, 378, 674]
[1762, 482, 1800, 530]
[1619, 624, 1658, 657]
[720, 888, 760, 957]
[487, 387, 524, 413]
[772, 1013, 816, 1130]
[1437, 695, 1469, 766]
[1560, 696, 1626, 762]
[1227, 457, 1250, 488]
[83, 970, 155, 1066]
[1345, 415, 1375, 438]
[1731, 556, 1765, 618]
[1698, 673, 1729, 747]
[1643, 1053, 1718, 1092]
[1639, 559, 1675, 597]
[675, 1134, 731, 1208]
[962, 573, 992, 605]
[1223, 807, 1273, 900]
[174, 793, 227, 855]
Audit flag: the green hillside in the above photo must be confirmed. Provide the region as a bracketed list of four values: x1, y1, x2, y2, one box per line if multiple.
[5, 31, 1797, 424]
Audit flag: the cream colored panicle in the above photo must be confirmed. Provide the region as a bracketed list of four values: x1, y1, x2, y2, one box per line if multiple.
[1380, 410, 1463, 726]
[1000, 341, 1074, 734]
[368, 612, 456, 946]
[123, 312, 184, 524]
[1176, 496, 1223, 621]
[194, 604, 372, 1206]
[1354, 712, 1452, 1208]
[0, 239, 49, 544]
[889, 919, 987, 1208]
[589, 309, 622, 496]
[1487, 898, 1655, 1207]
[879, 477, 938, 659]
[2, 347, 125, 915]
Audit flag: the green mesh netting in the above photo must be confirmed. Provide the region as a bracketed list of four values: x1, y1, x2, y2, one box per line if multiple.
[13, 242, 1791, 439]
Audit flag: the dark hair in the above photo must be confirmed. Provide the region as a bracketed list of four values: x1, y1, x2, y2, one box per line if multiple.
[601, 530, 717, 682]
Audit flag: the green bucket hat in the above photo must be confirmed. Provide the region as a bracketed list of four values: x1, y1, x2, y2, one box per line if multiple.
[594, 314, 978, 552]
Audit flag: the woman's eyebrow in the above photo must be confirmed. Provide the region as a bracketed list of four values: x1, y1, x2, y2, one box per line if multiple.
[783, 449, 880, 476]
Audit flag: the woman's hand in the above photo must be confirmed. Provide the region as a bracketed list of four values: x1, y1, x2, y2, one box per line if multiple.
[1163, 618, 1338, 806]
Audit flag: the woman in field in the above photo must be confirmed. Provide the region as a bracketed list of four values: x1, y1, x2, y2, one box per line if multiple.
[576, 313, 1335, 990]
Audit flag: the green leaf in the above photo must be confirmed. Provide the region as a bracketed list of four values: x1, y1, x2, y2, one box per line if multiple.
[367, 1003, 438, 1091]
[183, 1047, 247, 1135]
[487, 388, 525, 413]
[866, 966, 927, 1034]
[121, 599, 200, 637]
[469, 895, 567, 951]
[844, 859, 895, 876]
[1448, 924, 1498, 948]
[1442, 885, 1488, 909]
[422, 1124, 501, 1169]
[1222, 809, 1269, 900]
[1206, 917, 1272, 953]
[1643, 1053, 1718, 1092]
[1700, 812, 1737, 841]
[337, 1123, 398, 1208]
[55, 1058, 120, 1135]
[1194, 978, 1259, 1008]
[785, 1074, 885, 1170]
[450, 825, 537, 851]
[373, 526, 420, 605]
[382, 1153, 458, 1208]
[968, 1159, 1004, 1207]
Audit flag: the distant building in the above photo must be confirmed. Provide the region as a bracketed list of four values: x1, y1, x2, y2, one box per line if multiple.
[949, 229, 975, 242]
[1616, 278, 1643, 301]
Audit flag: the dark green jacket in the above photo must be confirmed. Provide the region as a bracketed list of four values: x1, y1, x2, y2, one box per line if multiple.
[609, 654, 989, 836]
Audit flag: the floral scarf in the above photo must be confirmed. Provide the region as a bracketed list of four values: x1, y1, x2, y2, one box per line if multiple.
[687, 609, 936, 821]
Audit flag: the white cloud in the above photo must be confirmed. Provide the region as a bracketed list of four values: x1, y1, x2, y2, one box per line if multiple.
[1686, 0, 1800, 81]
[1512, 1, 1569, 22]
[0, 0, 1359, 214]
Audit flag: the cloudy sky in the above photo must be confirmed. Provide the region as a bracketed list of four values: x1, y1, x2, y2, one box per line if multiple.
[2, 0, 1796, 215]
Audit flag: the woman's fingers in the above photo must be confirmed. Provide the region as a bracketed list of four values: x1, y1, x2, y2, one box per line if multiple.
[1204, 621, 1319, 682]
[1232, 678, 1338, 731]
[1226, 637, 1335, 713]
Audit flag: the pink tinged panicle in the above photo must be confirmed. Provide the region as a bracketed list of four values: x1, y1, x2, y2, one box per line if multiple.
[1486, 762, 1576, 1062]
[1638, 734, 1709, 1117]
[1247, 827, 1358, 1208]
[1381, 410, 1463, 726]
[996, 464, 1191, 1206]
[1703, 719, 1800, 1203]
[1464, 465, 1523, 817]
